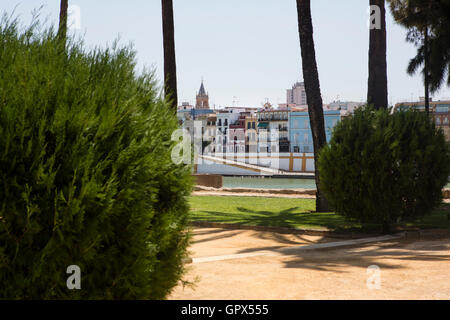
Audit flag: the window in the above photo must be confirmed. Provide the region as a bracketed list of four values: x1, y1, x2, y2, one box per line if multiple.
[303, 133, 308, 143]
[225, 119, 228, 126]
[436, 106, 449, 113]
[304, 120, 309, 129]
[444, 117, 449, 125]
[218, 119, 222, 126]
[436, 117, 441, 125]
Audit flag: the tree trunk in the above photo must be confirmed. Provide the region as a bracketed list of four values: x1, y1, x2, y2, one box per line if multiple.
[424, 26, 430, 114]
[367, 0, 388, 109]
[58, 0, 68, 42]
[382, 219, 391, 234]
[161, 0, 178, 110]
[296, 0, 329, 212]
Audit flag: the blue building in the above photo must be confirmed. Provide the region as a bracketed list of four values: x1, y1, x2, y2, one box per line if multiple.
[289, 110, 341, 153]
[177, 108, 215, 123]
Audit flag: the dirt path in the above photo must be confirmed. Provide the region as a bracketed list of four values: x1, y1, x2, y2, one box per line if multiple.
[186, 227, 340, 258]
[170, 227, 450, 300]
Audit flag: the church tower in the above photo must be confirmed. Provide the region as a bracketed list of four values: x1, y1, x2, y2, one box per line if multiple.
[195, 81, 209, 109]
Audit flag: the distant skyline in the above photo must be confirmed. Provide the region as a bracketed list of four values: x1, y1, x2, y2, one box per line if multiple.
[2, 0, 450, 107]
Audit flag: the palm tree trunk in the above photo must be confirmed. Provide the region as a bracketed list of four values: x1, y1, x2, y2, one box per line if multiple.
[58, 0, 68, 42]
[424, 26, 430, 114]
[367, 0, 388, 109]
[296, 0, 329, 212]
[161, 0, 178, 110]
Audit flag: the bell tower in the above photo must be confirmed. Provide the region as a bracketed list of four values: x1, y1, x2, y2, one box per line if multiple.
[195, 81, 209, 109]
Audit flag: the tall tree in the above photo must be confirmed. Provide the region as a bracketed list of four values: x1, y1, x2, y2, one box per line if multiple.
[296, 0, 329, 212]
[58, 0, 68, 42]
[388, 0, 450, 114]
[368, 0, 388, 109]
[423, 24, 429, 113]
[161, 0, 178, 110]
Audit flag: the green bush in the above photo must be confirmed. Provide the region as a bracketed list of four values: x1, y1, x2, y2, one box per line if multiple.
[0, 17, 192, 299]
[318, 107, 450, 233]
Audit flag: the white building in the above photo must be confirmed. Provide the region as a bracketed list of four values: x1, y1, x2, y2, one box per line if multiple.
[215, 110, 240, 153]
[327, 101, 364, 115]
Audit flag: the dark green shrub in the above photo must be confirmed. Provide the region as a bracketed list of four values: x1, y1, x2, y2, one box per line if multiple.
[0, 17, 192, 299]
[318, 107, 450, 233]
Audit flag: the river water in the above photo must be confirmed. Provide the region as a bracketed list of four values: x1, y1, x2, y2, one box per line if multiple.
[223, 176, 450, 190]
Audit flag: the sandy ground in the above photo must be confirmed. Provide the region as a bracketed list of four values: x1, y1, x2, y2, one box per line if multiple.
[170, 227, 450, 300]
[186, 227, 340, 257]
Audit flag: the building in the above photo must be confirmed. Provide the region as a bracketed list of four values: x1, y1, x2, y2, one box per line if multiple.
[287, 82, 307, 107]
[215, 110, 241, 153]
[204, 114, 217, 154]
[245, 115, 258, 153]
[195, 81, 209, 109]
[178, 102, 193, 111]
[182, 118, 206, 152]
[327, 100, 364, 115]
[289, 110, 341, 153]
[228, 116, 246, 153]
[394, 99, 450, 142]
[177, 108, 215, 123]
[177, 81, 214, 125]
[257, 109, 290, 153]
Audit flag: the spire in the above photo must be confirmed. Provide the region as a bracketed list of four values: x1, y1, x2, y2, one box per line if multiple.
[198, 81, 206, 96]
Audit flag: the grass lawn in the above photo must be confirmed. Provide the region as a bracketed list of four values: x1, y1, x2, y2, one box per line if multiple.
[188, 196, 450, 233]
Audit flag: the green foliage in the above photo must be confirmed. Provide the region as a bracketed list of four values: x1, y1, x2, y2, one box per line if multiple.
[0, 16, 192, 299]
[189, 196, 450, 232]
[318, 107, 450, 233]
[388, 0, 450, 92]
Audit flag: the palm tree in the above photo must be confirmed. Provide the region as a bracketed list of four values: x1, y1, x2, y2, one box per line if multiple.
[367, 0, 388, 109]
[58, 0, 68, 42]
[161, 0, 178, 110]
[388, 0, 450, 114]
[296, 0, 329, 212]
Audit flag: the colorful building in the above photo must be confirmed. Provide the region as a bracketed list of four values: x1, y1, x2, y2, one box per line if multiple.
[257, 109, 290, 153]
[245, 115, 258, 153]
[228, 116, 246, 153]
[394, 99, 450, 142]
[289, 110, 341, 153]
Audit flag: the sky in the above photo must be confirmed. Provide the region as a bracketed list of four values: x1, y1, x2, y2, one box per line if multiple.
[2, 0, 450, 108]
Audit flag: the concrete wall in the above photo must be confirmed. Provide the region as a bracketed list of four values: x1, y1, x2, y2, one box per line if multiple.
[441, 126, 450, 142]
[199, 152, 315, 174]
[193, 174, 223, 188]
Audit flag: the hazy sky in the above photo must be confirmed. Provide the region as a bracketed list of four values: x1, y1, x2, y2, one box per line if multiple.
[2, 0, 450, 108]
